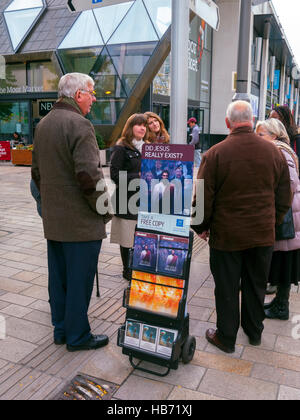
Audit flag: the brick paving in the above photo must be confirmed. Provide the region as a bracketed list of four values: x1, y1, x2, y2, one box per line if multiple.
[0, 162, 300, 400]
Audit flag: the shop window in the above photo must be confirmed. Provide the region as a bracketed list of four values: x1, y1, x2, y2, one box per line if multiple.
[143, 0, 172, 38]
[153, 54, 171, 96]
[0, 101, 29, 143]
[93, 2, 134, 43]
[58, 10, 104, 50]
[58, 47, 103, 75]
[107, 0, 159, 45]
[0, 63, 26, 95]
[107, 42, 157, 96]
[28, 62, 59, 92]
[200, 50, 211, 104]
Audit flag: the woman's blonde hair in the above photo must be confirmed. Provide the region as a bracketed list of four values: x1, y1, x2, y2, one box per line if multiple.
[144, 111, 170, 144]
[256, 119, 290, 145]
[116, 113, 148, 149]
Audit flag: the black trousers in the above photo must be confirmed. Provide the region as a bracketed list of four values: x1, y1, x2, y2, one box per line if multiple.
[47, 240, 102, 346]
[210, 246, 273, 348]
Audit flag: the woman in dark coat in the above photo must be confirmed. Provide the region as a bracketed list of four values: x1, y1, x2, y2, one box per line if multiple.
[110, 114, 147, 280]
[270, 105, 300, 163]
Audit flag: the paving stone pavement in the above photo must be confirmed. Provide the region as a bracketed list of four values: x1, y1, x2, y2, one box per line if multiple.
[0, 162, 300, 400]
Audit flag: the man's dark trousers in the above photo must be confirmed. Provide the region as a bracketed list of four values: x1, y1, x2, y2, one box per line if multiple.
[210, 246, 273, 348]
[47, 240, 102, 346]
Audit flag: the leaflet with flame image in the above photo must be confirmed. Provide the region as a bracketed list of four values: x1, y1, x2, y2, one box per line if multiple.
[132, 271, 184, 289]
[129, 279, 183, 317]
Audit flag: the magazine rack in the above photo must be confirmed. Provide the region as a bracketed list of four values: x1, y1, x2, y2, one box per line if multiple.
[117, 228, 196, 377]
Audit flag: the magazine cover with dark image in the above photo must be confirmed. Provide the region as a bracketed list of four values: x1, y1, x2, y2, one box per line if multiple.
[132, 232, 158, 271]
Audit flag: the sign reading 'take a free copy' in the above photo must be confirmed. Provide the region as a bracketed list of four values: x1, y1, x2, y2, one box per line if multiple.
[67, 0, 130, 13]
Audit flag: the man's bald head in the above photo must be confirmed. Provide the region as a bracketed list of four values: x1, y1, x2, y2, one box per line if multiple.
[225, 100, 253, 131]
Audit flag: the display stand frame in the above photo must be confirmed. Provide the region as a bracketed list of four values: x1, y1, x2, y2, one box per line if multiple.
[117, 228, 196, 377]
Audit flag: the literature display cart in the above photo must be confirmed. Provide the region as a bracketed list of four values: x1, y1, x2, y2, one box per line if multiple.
[117, 144, 196, 377]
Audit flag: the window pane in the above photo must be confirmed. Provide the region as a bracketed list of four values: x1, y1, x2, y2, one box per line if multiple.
[4, 8, 42, 50]
[200, 50, 211, 104]
[6, 0, 43, 11]
[143, 0, 171, 38]
[28, 61, 59, 92]
[58, 47, 103, 75]
[0, 63, 26, 94]
[107, 0, 158, 45]
[153, 54, 171, 96]
[91, 48, 127, 98]
[58, 10, 103, 49]
[0, 102, 29, 142]
[107, 42, 157, 95]
[93, 2, 134, 43]
[88, 99, 126, 125]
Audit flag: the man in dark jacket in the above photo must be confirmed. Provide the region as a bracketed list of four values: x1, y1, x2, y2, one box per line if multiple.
[32, 73, 110, 352]
[192, 100, 292, 354]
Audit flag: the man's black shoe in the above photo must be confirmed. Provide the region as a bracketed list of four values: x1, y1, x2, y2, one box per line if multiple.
[67, 334, 109, 352]
[248, 336, 261, 346]
[54, 337, 66, 345]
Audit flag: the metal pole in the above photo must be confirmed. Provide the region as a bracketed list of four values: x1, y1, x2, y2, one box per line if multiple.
[170, 0, 190, 144]
[233, 0, 252, 102]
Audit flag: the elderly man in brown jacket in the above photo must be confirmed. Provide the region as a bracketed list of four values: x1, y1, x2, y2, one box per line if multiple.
[192, 100, 292, 354]
[32, 73, 110, 352]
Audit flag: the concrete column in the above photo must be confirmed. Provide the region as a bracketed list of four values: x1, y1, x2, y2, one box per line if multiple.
[290, 78, 295, 111]
[259, 19, 271, 120]
[170, 0, 189, 144]
[279, 61, 286, 105]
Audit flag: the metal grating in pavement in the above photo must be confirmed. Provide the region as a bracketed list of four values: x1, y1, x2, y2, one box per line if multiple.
[53, 375, 119, 401]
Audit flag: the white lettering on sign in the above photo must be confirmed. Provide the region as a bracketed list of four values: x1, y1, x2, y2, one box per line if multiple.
[0, 85, 43, 94]
[188, 39, 199, 73]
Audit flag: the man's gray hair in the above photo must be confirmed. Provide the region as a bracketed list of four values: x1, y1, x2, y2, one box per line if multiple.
[58, 73, 94, 98]
[226, 100, 253, 123]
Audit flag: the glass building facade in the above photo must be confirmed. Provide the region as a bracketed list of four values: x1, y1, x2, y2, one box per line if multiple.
[0, 0, 213, 146]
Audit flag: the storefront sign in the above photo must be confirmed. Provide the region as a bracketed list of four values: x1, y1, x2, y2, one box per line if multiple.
[0, 85, 43, 94]
[39, 101, 55, 116]
[67, 0, 130, 13]
[0, 141, 11, 161]
[189, 0, 220, 31]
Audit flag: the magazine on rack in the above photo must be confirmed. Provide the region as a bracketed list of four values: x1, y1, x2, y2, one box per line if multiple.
[157, 235, 189, 277]
[132, 232, 158, 271]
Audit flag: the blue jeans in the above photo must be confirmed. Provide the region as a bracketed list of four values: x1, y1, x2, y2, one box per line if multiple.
[47, 240, 102, 346]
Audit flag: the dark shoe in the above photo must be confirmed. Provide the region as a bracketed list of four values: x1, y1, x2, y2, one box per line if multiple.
[205, 329, 235, 354]
[248, 336, 261, 346]
[54, 337, 66, 345]
[265, 301, 289, 320]
[67, 334, 109, 352]
[265, 284, 277, 295]
[264, 296, 278, 310]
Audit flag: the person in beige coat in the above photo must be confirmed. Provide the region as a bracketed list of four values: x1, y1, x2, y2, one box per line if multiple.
[32, 73, 111, 352]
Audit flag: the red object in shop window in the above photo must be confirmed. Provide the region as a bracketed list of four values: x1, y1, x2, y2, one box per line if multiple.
[0, 141, 11, 161]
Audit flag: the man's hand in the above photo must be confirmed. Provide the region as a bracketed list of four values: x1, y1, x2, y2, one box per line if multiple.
[198, 231, 209, 241]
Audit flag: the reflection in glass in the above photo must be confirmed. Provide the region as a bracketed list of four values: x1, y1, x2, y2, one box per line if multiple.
[28, 62, 59, 92]
[107, 0, 158, 45]
[5, 0, 43, 11]
[90, 47, 127, 99]
[88, 99, 126, 125]
[0, 102, 29, 142]
[93, 2, 134, 43]
[58, 10, 104, 49]
[107, 42, 157, 95]
[0, 63, 26, 94]
[4, 8, 43, 50]
[143, 0, 172, 38]
[58, 47, 103, 75]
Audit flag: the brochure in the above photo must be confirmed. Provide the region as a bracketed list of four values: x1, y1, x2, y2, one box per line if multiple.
[157, 235, 189, 277]
[157, 328, 178, 356]
[140, 324, 158, 352]
[132, 232, 158, 271]
[124, 321, 141, 348]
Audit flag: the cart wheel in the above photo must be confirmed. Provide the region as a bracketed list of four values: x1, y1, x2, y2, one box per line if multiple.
[182, 335, 196, 364]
